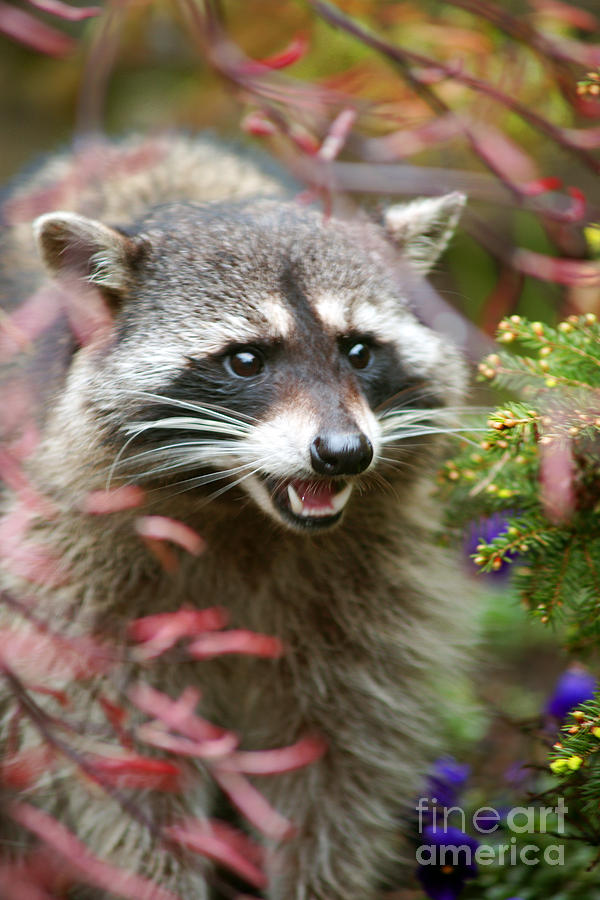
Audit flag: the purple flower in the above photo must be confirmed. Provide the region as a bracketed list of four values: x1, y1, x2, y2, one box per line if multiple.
[464, 513, 517, 578]
[546, 666, 597, 721]
[425, 758, 471, 810]
[417, 825, 479, 900]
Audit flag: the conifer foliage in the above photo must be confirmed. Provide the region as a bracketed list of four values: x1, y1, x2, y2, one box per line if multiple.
[440, 312, 600, 653]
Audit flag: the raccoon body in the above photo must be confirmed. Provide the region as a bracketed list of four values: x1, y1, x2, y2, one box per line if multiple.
[0, 134, 471, 899]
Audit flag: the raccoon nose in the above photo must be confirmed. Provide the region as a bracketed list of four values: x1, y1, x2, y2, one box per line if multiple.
[310, 432, 373, 477]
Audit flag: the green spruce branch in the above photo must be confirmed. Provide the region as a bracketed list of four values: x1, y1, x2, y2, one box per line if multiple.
[441, 313, 600, 651]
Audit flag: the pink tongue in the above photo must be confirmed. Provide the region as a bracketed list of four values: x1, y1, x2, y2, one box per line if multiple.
[292, 479, 337, 510]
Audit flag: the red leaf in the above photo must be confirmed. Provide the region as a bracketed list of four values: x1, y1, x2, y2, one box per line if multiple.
[85, 754, 183, 791]
[26, 0, 100, 20]
[29, 685, 69, 706]
[188, 630, 284, 660]
[0, 865, 53, 900]
[99, 696, 133, 749]
[251, 33, 309, 70]
[520, 176, 563, 197]
[0, 2, 74, 56]
[166, 819, 267, 888]
[1, 745, 56, 789]
[289, 126, 321, 156]
[241, 110, 277, 137]
[563, 186, 586, 222]
[11, 804, 180, 900]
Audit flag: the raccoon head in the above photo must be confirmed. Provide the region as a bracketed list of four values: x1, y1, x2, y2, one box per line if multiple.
[34, 194, 466, 533]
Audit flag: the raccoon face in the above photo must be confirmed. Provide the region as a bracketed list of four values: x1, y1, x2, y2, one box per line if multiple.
[34, 195, 466, 533]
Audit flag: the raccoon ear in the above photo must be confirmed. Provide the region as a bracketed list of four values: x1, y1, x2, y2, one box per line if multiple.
[33, 211, 145, 311]
[382, 192, 466, 274]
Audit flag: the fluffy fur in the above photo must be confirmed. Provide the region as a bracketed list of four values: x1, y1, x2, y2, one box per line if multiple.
[0, 134, 472, 899]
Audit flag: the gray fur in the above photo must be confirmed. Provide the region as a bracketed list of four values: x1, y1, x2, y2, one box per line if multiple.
[0, 134, 472, 899]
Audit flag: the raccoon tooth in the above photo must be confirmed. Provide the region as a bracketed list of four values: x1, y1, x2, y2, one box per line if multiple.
[287, 483, 305, 517]
[330, 483, 352, 514]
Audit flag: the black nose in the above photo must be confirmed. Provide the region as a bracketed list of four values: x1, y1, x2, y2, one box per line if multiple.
[310, 432, 373, 477]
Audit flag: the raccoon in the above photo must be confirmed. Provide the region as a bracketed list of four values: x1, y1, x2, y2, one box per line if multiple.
[0, 134, 470, 899]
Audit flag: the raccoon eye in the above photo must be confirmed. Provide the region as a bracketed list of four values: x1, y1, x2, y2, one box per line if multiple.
[347, 342, 371, 370]
[228, 348, 264, 378]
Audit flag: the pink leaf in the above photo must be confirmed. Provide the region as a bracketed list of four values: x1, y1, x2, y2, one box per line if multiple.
[0, 449, 56, 517]
[188, 630, 284, 660]
[0, 2, 74, 56]
[82, 486, 146, 514]
[318, 108, 357, 162]
[166, 819, 267, 888]
[0, 865, 53, 900]
[26, 0, 100, 20]
[559, 126, 600, 149]
[0, 627, 110, 684]
[128, 684, 226, 742]
[363, 115, 462, 162]
[0, 287, 63, 362]
[11, 804, 180, 900]
[512, 249, 600, 286]
[135, 724, 238, 760]
[135, 516, 206, 556]
[531, 0, 599, 31]
[539, 439, 575, 524]
[129, 606, 227, 659]
[213, 769, 294, 840]
[241, 110, 278, 137]
[218, 734, 327, 775]
[468, 123, 538, 185]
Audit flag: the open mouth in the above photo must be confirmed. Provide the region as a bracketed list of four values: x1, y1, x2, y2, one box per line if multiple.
[269, 477, 353, 530]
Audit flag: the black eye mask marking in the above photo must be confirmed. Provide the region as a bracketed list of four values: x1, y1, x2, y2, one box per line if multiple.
[337, 334, 436, 412]
[125, 332, 441, 455]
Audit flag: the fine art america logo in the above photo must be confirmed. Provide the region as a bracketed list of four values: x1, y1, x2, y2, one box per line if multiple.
[416, 797, 568, 867]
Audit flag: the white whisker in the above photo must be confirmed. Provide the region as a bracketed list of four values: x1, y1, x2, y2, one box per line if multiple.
[122, 390, 259, 425]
